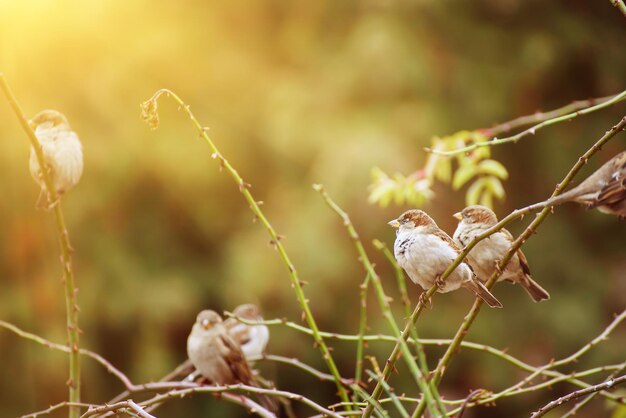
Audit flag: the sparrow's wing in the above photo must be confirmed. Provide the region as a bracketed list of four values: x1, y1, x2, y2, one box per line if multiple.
[430, 227, 462, 253]
[430, 227, 480, 275]
[501, 229, 532, 276]
[592, 171, 626, 208]
[228, 323, 252, 345]
[218, 333, 253, 384]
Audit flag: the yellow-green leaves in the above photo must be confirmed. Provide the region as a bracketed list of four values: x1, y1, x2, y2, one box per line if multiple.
[368, 167, 434, 207]
[368, 130, 509, 209]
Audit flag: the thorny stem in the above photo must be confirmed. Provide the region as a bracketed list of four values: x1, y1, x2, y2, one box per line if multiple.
[353, 273, 371, 403]
[312, 185, 445, 418]
[446, 363, 625, 415]
[365, 370, 409, 418]
[21, 403, 97, 418]
[493, 310, 626, 401]
[372, 240, 431, 381]
[560, 363, 626, 418]
[530, 374, 626, 418]
[481, 93, 620, 138]
[0, 74, 81, 418]
[4, 304, 624, 418]
[226, 311, 626, 405]
[426, 89, 626, 156]
[411, 115, 626, 418]
[133, 383, 343, 418]
[141, 89, 351, 408]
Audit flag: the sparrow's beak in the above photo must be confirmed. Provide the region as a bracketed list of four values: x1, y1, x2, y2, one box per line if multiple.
[387, 219, 400, 228]
[453, 212, 462, 221]
[28, 119, 35, 129]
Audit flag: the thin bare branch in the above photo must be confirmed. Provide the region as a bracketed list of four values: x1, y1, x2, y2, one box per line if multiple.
[530, 374, 626, 418]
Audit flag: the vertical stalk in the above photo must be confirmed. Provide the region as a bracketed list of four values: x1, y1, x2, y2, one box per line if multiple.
[1, 74, 81, 418]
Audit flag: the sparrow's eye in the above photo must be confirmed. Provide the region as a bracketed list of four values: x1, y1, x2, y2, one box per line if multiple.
[201, 319, 212, 329]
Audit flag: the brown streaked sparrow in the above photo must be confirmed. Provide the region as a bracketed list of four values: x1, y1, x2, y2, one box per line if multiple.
[453, 205, 550, 302]
[187, 310, 278, 412]
[28, 110, 83, 208]
[544, 151, 626, 218]
[389, 209, 502, 308]
[224, 304, 269, 363]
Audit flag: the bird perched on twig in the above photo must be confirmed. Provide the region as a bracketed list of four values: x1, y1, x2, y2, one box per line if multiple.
[187, 310, 278, 412]
[389, 209, 502, 308]
[224, 304, 269, 363]
[543, 151, 626, 218]
[453, 205, 550, 302]
[28, 110, 83, 209]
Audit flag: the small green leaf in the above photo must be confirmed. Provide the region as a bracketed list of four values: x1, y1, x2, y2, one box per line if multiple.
[485, 177, 506, 200]
[466, 177, 488, 206]
[434, 156, 452, 183]
[478, 159, 509, 179]
[452, 164, 477, 190]
[479, 191, 493, 208]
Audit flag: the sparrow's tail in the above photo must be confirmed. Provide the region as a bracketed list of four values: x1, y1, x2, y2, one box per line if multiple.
[462, 279, 503, 308]
[518, 275, 550, 302]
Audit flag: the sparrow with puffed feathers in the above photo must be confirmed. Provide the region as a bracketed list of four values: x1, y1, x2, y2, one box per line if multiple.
[389, 209, 502, 308]
[28, 110, 83, 208]
[187, 310, 278, 412]
[453, 205, 550, 302]
[224, 304, 269, 363]
[544, 151, 626, 218]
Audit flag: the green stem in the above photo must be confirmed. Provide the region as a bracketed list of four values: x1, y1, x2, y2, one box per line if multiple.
[411, 115, 626, 418]
[141, 90, 351, 408]
[427, 89, 626, 156]
[0, 74, 81, 418]
[372, 240, 432, 380]
[313, 185, 445, 418]
[353, 273, 371, 403]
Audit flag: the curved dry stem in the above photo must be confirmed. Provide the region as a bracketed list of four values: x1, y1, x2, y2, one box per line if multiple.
[530, 374, 626, 418]
[560, 363, 626, 418]
[21, 403, 96, 418]
[353, 272, 371, 401]
[133, 382, 342, 418]
[427, 90, 626, 156]
[140, 89, 351, 408]
[1, 74, 82, 418]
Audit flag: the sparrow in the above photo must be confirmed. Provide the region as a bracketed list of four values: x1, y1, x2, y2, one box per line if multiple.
[28, 110, 83, 208]
[543, 151, 626, 218]
[187, 310, 278, 411]
[389, 209, 502, 308]
[453, 205, 550, 302]
[224, 304, 269, 362]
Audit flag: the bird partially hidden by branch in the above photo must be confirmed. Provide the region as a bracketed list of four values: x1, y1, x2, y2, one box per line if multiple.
[187, 310, 279, 413]
[389, 209, 502, 308]
[453, 205, 550, 302]
[543, 151, 626, 218]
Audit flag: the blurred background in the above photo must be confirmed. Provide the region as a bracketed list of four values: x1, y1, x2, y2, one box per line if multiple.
[1, 1, 625, 417]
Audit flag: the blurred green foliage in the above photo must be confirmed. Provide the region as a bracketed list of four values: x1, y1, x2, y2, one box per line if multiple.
[368, 130, 509, 208]
[1, 1, 625, 417]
